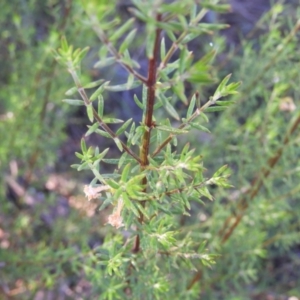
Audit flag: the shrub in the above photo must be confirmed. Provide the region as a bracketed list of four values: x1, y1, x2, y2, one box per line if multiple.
[2, 1, 300, 299]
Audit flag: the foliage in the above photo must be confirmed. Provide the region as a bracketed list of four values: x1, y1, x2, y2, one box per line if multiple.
[1, 0, 300, 299]
[52, 0, 241, 298]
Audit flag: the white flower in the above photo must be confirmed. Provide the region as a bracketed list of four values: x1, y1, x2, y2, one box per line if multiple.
[83, 185, 110, 201]
[107, 198, 124, 229]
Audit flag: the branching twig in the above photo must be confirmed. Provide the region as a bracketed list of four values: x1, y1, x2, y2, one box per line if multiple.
[219, 110, 300, 243]
[68, 68, 142, 164]
[89, 14, 148, 84]
[152, 93, 212, 158]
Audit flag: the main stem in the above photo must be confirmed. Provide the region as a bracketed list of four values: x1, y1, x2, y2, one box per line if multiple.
[132, 14, 162, 253]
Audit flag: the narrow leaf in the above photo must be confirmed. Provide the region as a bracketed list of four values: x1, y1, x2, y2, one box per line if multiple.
[187, 94, 196, 118]
[213, 165, 229, 177]
[119, 29, 137, 54]
[160, 37, 166, 61]
[62, 99, 84, 106]
[122, 192, 140, 217]
[102, 118, 124, 124]
[81, 138, 87, 153]
[95, 129, 111, 138]
[105, 81, 141, 92]
[205, 106, 227, 112]
[86, 123, 99, 136]
[65, 87, 78, 96]
[83, 79, 105, 89]
[110, 18, 135, 42]
[87, 104, 94, 122]
[95, 148, 110, 161]
[189, 122, 210, 133]
[98, 95, 104, 117]
[121, 163, 131, 182]
[134, 94, 144, 109]
[216, 100, 236, 106]
[116, 118, 133, 136]
[114, 138, 123, 151]
[156, 125, 188, 134]
[90, 84, 105, 101]
[118, 153, 129, 169]
[159, 93, 180, 120]
[94, 57, 116, 69]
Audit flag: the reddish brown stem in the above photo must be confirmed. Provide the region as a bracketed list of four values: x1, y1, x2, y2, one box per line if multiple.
[132, 14, 162, 253]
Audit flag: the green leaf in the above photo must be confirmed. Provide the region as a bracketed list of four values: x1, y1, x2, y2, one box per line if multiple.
[122, 192, 140, 217]
[102, 118, 124, 124]
[62, 99, 85, 106]
[78, 162, 90, 171]
[61, 36, 69, 52]
[213, 74, 231, 99]
[159, 93, 180, 120]
[160, 37, 166, 61]
[70, 164, 80, 169]
[198, 187, 213, 201]
[106, 179, 120, 190]
[181, 32, 200, 44]
[98, 95, 104, 117]
[73, 47, 90, 66]
[146, 25, 156, 58]
[195, 23, 229, 32]
[179, 45, 188, 74]
[105, 81, 141, 92]
[216, 100, 236, 106]
[65, 87, 78, 96]
[114, 138, 123, 151]
[119, 29, 137, 54]
[116, 118, 133, 136]
[110, 18, 135, 42]
[86, 123, 99, 136]
[102, 157, 134, 165]
[95, 129, 111, 138]
[129, 8, 148, 22]
[131, 126, 144, 145]
[87, 104, 94, 122]
[81, 138, 87, 153]
[136, 202, 149, 219]
[201, 3, 231, 13]
[200, 112, 209, 123]
[118, 153, 128, 169]
[172, 82, 188, 104]
[90, 83, 106, 101]
[83, 79, 105, 89]
[205, 106, 227, 112]
[121, 163, 131, 182]
[102, 173, 120, 179]
[133, 94, 144, 109]
[122, 49, 140, 68]
[126, 122, 136, 144]
[180, 143, 190, 160]
[94, 57, 116, 69]
[187, 94, 196, 118]
[99, 197, 113, 211]
[156, 125, 188, 135]
[213, 165, 229, 177]
[95, 148, 109, 161]
[189, 122, 210, 133]
[75, 152, 84, 160]
[142, 84, 147, 107]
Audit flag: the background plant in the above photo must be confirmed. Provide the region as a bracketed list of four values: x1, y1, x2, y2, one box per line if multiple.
[1, 0, 300, 299]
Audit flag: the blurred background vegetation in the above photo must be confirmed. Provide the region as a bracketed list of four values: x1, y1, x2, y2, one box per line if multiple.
[1, 0, 300, 299]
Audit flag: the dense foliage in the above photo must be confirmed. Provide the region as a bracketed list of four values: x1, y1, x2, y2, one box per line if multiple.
[1, 1, 300, 299]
